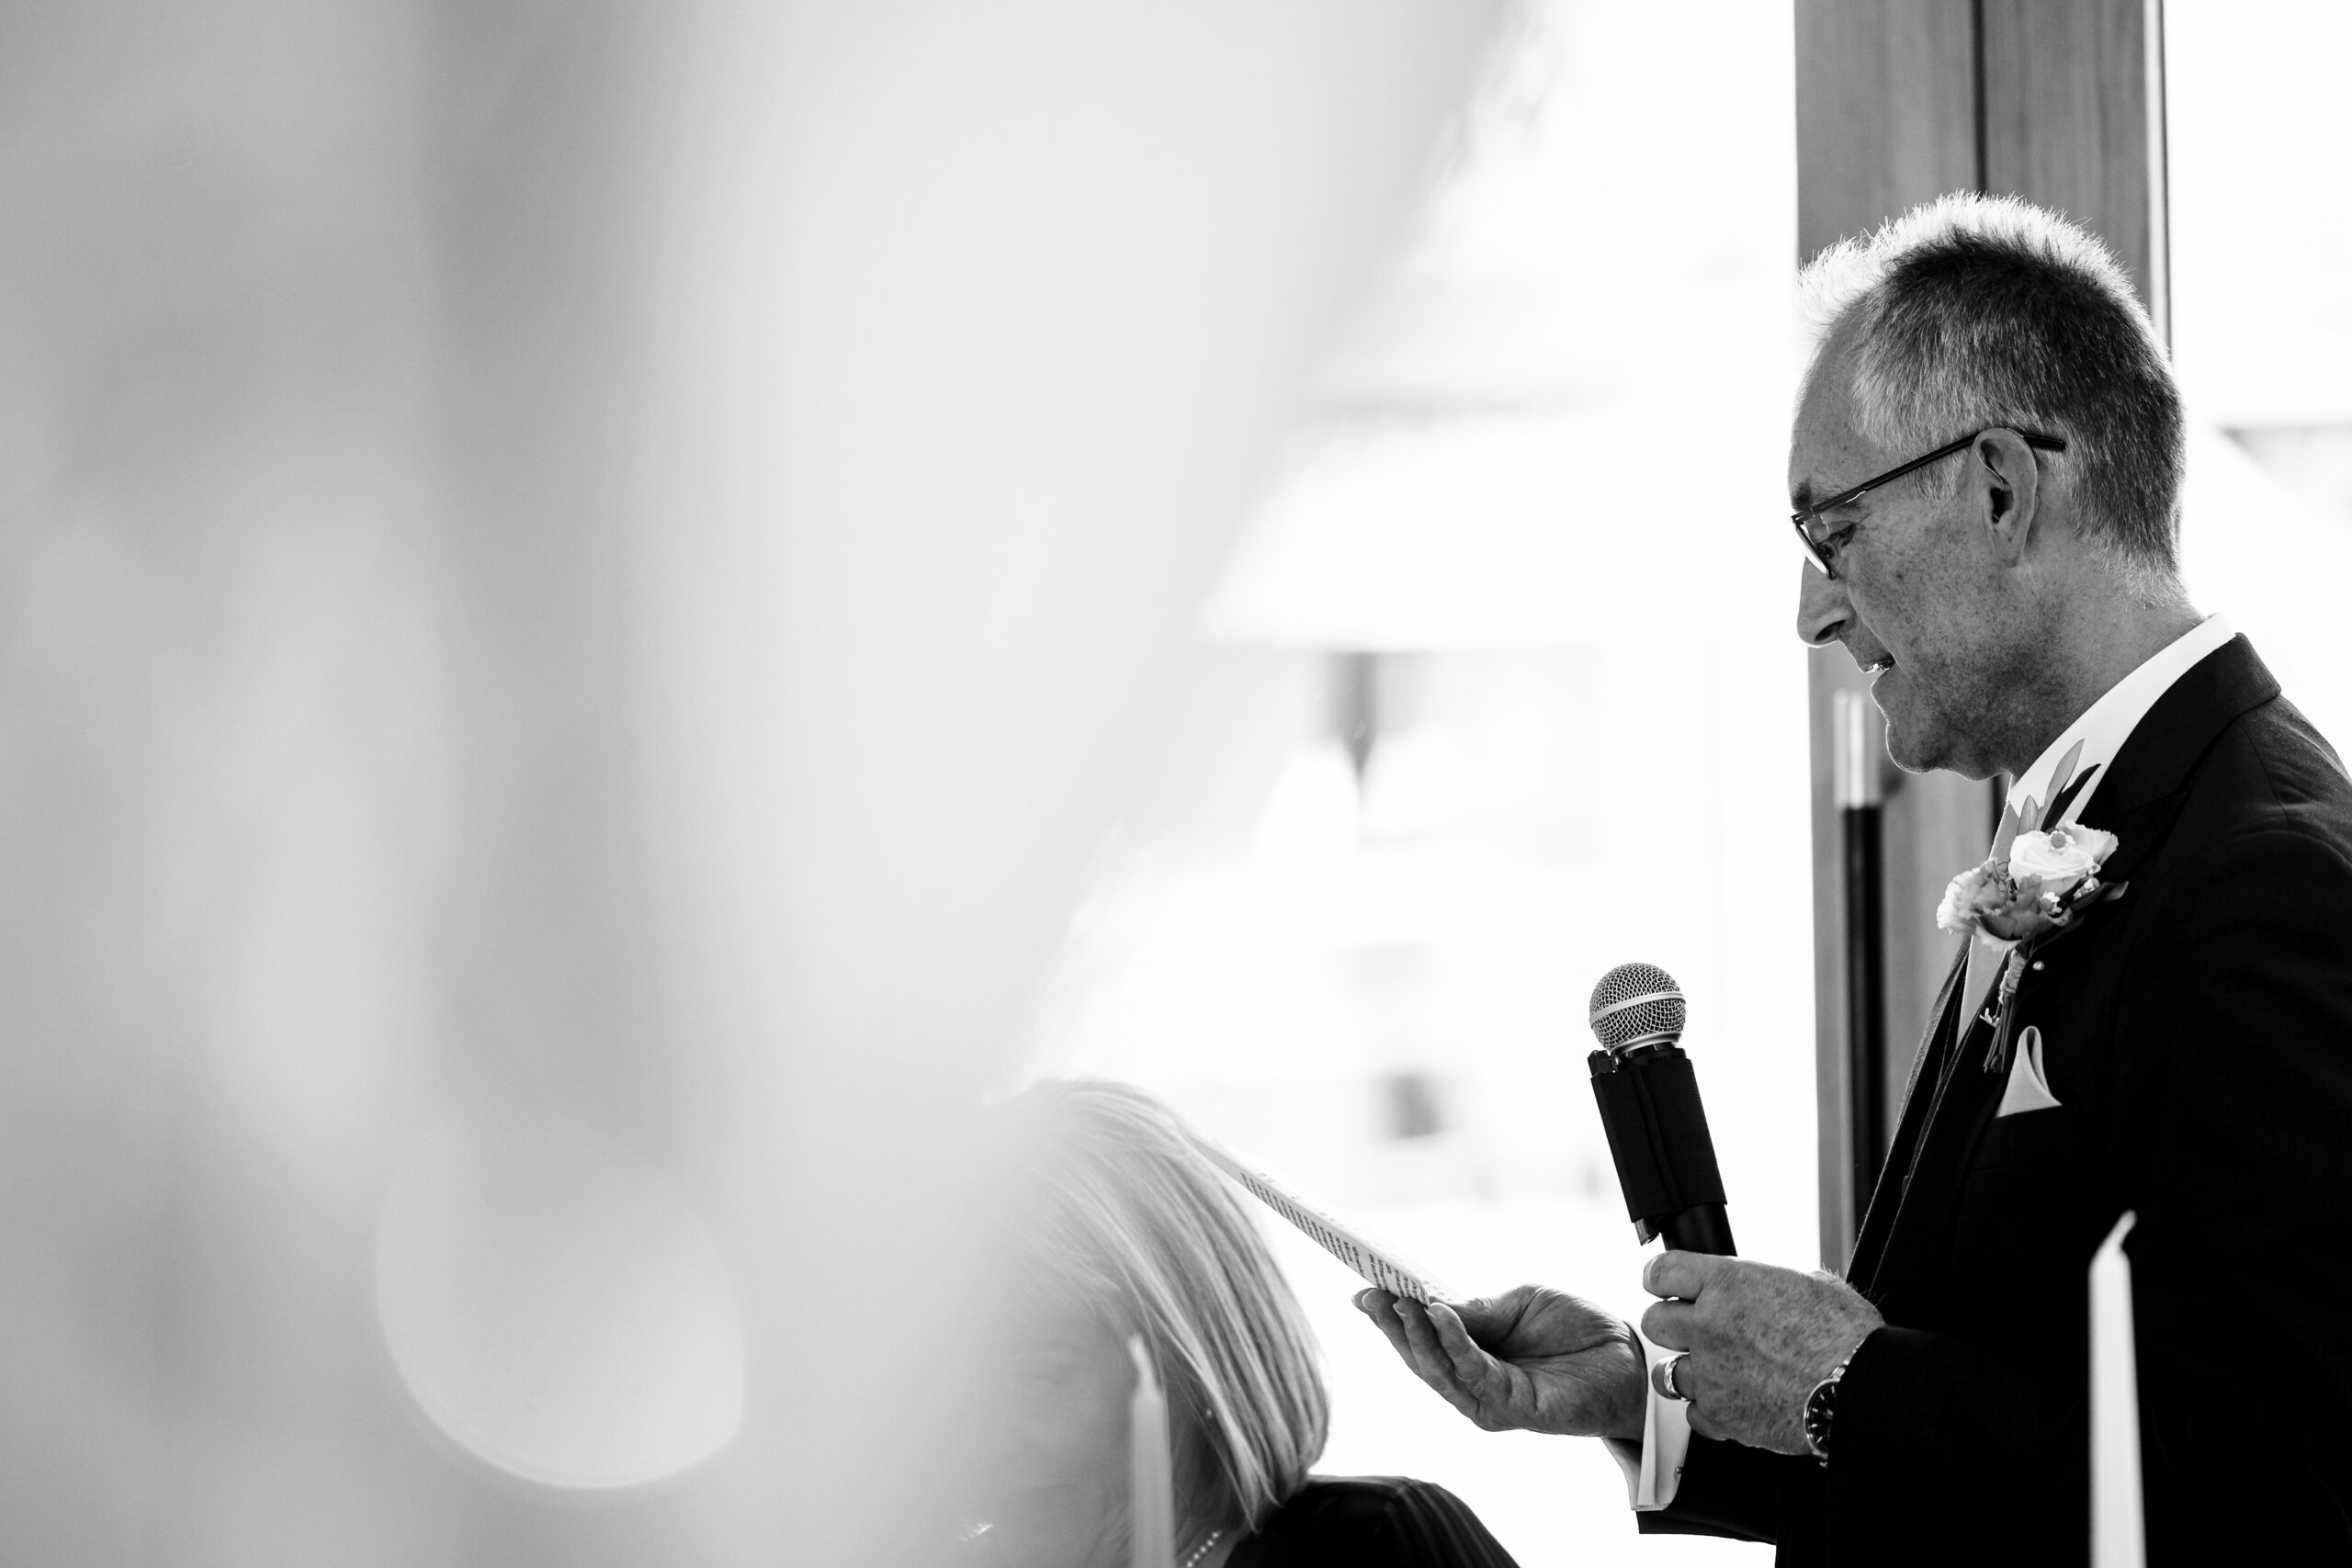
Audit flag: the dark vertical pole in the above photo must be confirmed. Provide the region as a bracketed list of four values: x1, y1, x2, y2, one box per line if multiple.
[1835, 691, 1886, 1203]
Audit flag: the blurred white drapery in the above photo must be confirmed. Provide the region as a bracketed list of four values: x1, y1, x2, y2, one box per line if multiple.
[0, 3, 1500, 1562]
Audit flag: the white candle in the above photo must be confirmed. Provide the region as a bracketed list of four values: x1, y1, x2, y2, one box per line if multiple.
[1126, 1335, 1175, 1568]
[2091, 1211, 2143, 1568]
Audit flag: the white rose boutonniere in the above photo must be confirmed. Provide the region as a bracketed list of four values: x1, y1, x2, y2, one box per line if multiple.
[2008, 824, 2119, 896]
[1938, 819, 2127, 1074]
[1937, 823, 2120, 944]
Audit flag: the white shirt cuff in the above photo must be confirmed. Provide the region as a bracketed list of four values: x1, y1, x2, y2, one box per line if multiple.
[1603, 1327, 1691, 1511]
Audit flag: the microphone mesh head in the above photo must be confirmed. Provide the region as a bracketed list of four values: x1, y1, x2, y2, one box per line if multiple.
[1589, 962, 1687, 1053]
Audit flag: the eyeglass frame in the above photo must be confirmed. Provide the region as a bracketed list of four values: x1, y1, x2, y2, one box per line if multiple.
[1791, 428, 2069, 579]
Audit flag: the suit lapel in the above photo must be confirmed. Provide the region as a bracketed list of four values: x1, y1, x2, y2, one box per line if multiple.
[2084, 635, 2278, 819]
[1853, 637, 2283, 1304]
[2029, 635, 2278, 897]
[2070, 788, 2186, 895]
[1849, 941, 1969, 1295]
[1864, 1009, 2010, 1298]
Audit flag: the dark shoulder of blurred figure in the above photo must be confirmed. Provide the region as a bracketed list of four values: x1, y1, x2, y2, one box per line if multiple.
[956, 1077, 1520, 1568]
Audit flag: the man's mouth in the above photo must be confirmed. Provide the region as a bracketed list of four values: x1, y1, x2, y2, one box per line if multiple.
[1847, 641, 1895, 675]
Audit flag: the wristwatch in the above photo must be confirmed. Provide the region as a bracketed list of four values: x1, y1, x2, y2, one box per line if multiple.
[1803, 1359, 1849, 1464]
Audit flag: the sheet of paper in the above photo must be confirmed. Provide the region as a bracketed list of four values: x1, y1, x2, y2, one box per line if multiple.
[1185, 1131, 1455, 1304]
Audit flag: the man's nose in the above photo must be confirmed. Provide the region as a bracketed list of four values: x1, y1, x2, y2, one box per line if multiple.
[1794, 560, 1849, 647]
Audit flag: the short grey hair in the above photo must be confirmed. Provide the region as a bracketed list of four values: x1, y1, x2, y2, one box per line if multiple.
[985, 1078, 1328, 1539]
[1799, 192, 2186, 599]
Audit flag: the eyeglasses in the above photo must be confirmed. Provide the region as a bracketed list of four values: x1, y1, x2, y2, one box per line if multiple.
[1791, 429, 2068, 579]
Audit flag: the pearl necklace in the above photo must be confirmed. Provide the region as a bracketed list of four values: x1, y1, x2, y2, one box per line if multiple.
[1178, 1527, 1225, 1568]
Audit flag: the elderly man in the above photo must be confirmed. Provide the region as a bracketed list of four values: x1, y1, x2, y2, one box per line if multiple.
[1359, 193, 2352, 1563]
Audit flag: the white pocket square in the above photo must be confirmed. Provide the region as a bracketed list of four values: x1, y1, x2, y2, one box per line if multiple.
[1995, 1024, 2063, 1116]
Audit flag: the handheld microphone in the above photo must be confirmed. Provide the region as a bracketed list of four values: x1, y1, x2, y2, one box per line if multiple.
[1586, 962, 1736, 1255]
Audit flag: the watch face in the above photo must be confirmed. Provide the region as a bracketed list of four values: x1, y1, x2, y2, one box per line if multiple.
[1804, 1377, 1838, 1458]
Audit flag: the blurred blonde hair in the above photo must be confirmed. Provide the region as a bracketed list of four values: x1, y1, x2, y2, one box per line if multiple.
[984, 1077, 1329, 1539]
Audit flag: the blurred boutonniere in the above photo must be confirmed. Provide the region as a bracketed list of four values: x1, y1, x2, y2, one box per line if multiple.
[1936, 823, 2128, 1074]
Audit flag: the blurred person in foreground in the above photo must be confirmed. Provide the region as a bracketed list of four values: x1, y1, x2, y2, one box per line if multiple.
[963, 1077, 1520, 1568]
[1358, 193, 2352, 1563]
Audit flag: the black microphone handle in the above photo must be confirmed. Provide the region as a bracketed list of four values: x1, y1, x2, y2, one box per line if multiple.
[1659, 1203, 1736, 1256]
[1588, 1043, 1738, 1257]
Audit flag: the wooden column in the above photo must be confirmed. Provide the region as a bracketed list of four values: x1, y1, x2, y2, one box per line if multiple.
[1795, 0, 2168, 1268]
[1979, 0, 2171, 341]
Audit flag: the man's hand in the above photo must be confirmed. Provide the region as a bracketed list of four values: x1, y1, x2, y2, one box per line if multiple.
[1355, 1285, 1647, 1442]
[1638, 1252, 1883, 1454]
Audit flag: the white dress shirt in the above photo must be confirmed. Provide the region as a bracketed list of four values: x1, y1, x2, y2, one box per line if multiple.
[2003, 612, 2235, 829]
[1611, 612, 2235, 1513]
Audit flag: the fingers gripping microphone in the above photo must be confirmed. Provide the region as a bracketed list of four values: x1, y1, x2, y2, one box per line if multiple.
[1587, 963, 1736, 1255]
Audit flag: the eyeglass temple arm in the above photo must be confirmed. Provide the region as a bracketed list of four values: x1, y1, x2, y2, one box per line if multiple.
[1807, 430, 2070, 519]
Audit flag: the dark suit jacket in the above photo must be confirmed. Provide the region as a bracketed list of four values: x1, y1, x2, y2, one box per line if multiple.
[1641, 636, 2352, 1564]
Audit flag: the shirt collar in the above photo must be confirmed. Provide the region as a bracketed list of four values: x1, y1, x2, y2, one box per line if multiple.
[2004, 612, 2236, 833]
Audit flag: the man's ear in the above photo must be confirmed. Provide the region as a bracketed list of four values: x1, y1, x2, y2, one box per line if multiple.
[1972, 429, 2043, 567]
